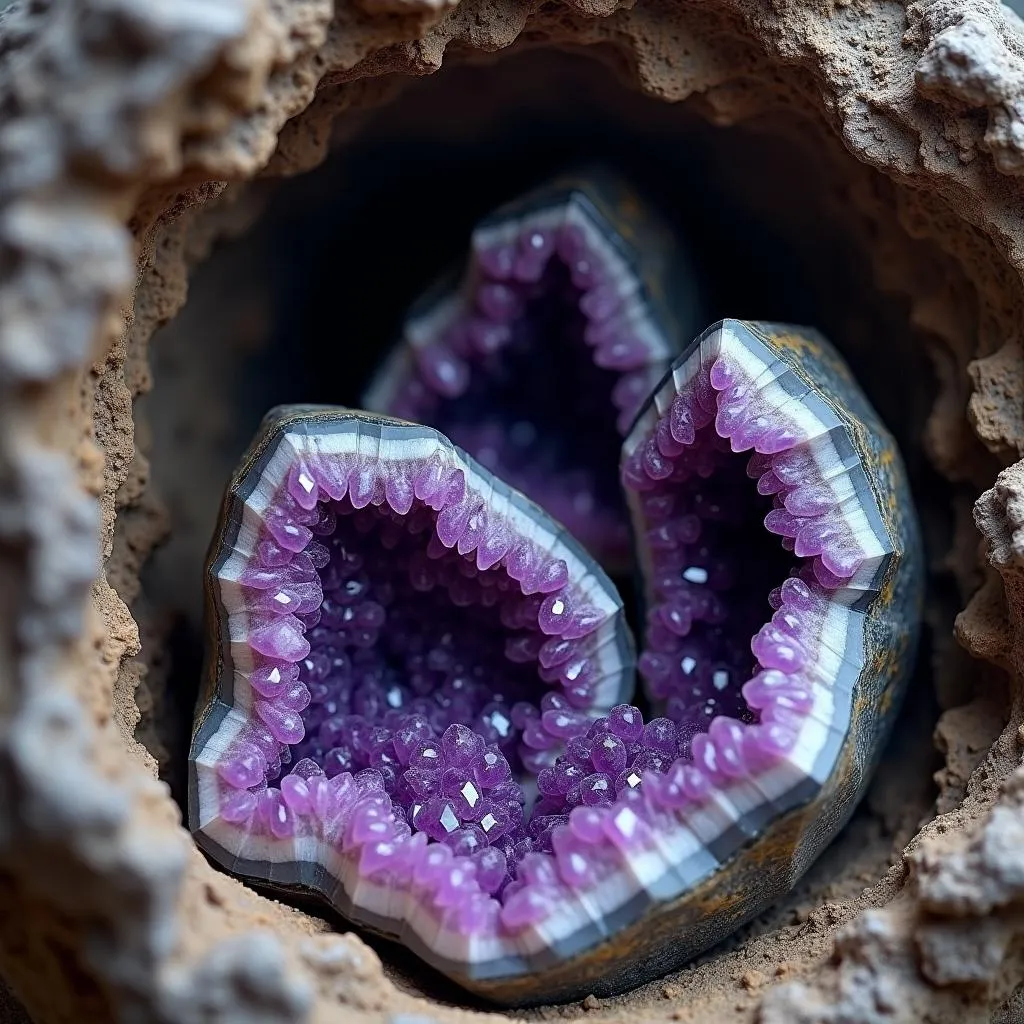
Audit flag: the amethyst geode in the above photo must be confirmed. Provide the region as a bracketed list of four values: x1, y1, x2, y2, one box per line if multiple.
[189, 407, 637, 986]
[189, 317, 920, 1005]
[362, 168, 698, 570]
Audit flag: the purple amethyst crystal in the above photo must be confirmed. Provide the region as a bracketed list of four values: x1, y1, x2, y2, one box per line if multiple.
[363, 169, 699, 570]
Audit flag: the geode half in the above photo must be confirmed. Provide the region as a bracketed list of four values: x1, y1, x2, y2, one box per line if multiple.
[189, 405, 637, 992]
[363, 168, 699, 570]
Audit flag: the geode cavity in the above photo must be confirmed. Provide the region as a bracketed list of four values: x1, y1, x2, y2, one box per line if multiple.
[189, 406, 637, 992]
[363, 168, 699, 570]
[603, 319, 923, 994]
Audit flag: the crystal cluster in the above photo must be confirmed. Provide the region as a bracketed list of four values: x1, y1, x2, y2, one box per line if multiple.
[192, 313, 919, 1001]
[621, 331, 891, 775]
[527, 704, 708, 848]
[364, 171, 694, 568]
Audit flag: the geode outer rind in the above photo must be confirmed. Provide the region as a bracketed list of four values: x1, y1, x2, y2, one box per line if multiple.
[189, 405, 637, 987]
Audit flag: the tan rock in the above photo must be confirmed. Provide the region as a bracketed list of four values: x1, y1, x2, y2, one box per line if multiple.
[1, 0, 1023, 1022]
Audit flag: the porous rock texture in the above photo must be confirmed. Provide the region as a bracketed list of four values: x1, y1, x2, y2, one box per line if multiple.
[1, 0, 1024, 1022]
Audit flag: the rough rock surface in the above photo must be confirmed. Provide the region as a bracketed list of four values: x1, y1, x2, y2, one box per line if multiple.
[0, 0, 1023, 1022]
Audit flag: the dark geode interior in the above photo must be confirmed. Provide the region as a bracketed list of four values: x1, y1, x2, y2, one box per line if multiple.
[632, 420, 793, 726]
[385, 258, 632, 568]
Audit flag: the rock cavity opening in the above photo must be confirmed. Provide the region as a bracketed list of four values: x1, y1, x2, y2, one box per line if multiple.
[139, 44, 944, 1009]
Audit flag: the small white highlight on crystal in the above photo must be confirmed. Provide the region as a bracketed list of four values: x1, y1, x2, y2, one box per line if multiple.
[614, 807, 639, 837]
[683, 566, 709, 584]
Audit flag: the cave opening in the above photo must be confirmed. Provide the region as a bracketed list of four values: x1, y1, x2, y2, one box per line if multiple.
[140, 45, 944, 1010]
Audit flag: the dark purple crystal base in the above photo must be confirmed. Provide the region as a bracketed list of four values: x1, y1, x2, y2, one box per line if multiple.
[365, 175, 684, 570]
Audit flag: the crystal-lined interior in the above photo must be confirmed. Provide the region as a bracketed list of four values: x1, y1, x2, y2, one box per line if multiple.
[206, 322, 885, 949]
[378, 221, 665, 566]
[627, 414, 793, 741]
[212, 438, 641, 928]
[617, 349, 873, 786]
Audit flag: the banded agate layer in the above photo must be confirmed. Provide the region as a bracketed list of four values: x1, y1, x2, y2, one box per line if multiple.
[363, 168, 699, 569]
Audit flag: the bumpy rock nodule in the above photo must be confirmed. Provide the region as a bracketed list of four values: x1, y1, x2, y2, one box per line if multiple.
[363, 168, 700, 570]
[191, 314, 921, 1005]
